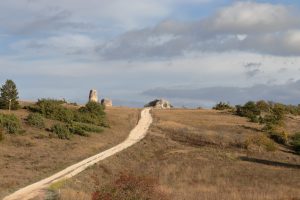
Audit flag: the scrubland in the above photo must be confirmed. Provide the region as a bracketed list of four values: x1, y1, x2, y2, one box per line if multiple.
[55, 109, 300, 200]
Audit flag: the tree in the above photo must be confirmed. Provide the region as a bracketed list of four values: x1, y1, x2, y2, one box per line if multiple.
[0, 80, 19, 110]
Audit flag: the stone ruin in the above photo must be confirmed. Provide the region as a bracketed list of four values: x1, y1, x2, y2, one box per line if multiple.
[89, 89, 98, 102]
[145, 99, 172, 109]
[88, 89, 113, 107]
[101, 99, 113, 107]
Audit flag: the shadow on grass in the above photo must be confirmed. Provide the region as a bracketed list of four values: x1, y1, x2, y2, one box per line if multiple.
[239, 125, 262, 132]
[280, 149, 300, 156]
[239, 156, 300, 169]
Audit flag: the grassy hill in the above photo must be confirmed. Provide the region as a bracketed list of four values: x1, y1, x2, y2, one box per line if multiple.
[0, 103, 140, 199]
[55, 109, 300, 200]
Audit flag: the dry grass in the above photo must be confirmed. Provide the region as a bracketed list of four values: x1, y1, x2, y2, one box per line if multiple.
[58, 109, 300, 200]
[0, 106, 140, 199]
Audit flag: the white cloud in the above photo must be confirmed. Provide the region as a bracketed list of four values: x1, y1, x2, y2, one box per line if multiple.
[283, 30, 300, 51]
[0, 0, 212, 35]
[209, 1, 299, 33]
[11, 34, 98, 56]
[96, 1, 300, 59]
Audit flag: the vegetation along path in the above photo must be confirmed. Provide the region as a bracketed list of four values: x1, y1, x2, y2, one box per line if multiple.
[3, 108, 153, 200]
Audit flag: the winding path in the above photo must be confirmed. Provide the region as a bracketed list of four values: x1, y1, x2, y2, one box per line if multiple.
[3, 108, 153, 200]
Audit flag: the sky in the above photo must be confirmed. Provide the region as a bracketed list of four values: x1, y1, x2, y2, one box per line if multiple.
[1, 0, 300, 108]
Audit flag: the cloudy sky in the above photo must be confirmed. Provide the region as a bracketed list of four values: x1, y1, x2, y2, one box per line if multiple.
[1, 0, 300, 107]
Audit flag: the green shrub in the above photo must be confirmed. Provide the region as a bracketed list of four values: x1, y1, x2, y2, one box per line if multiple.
[236, 101, 261, 122]
[26, 113, 45, 129]
[256, 100, 270, 112]
[73, 122, 103, 133]
[51, 124, 72, 139]
[30, 99, 73, 123]
[67, 122, 103, 137]
[75, 102, 107, 127]
[31, 99, 108, 127]
[67, 123, 89, 137]
[79, 101, 105, 115]
[290, 132, 300, 153]
[0, 113, 21, 134]
[261, 104, 285, 141]
[213, 102, 233, 110]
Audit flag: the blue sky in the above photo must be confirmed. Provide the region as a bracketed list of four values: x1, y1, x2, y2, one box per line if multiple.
[1, 0, 300, 107]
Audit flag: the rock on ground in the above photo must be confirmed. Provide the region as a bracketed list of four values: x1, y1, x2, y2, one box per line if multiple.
[101, 99, 113, 107]
[145, 99, 172, 109]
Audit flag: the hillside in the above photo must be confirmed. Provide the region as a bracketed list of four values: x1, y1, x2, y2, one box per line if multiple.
[0, 105, 140, 199]
[55, 109, 300, 200]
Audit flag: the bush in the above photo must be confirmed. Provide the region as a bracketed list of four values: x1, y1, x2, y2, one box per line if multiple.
[67, 123, 89, 137]
[260, 105, 286, 145]
[75, 102, 107, 127]
[213, 102, 233, 110]
[68, 122, 104, 137]
[245, 134, 276, 152]
[31, 99, 108, 127]
[236, 101, 261, 122]
[290, 132, 300, 153]
[79, 101, 105, 115]
[256, 100, 270, 112]
[30, 99, 73, 123]
[26, 113, 45, 129]
[51, 124, 72, 139]
[0, 113, 21, 134]
[72, 122, 103, 133]
[268, 130, 288, 145]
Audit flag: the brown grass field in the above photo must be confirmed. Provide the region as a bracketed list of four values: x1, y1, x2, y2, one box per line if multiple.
[56, 109, 300, 200]
[0, 106, 140, 199]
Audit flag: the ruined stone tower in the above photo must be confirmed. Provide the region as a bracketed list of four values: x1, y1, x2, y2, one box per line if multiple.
[89, 89, 98, 102]
[101, 99, 113, 107]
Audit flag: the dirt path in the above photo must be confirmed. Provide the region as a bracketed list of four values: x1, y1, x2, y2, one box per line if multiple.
[3, 108, 152, 200]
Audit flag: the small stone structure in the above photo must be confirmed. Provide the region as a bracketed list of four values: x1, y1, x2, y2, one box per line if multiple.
[101, 99, 113, 107]
[145, 99, 172, 109]
[89, 89, 98, 102]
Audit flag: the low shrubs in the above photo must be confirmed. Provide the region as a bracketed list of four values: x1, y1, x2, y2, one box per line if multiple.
[236, 101, 261, 122]
[255, 100, 270, 112]
[51, 122, 103, 139]
[245, 134, 276, 152]
[71, 122, 103, 133]
[29, 99, 107, 127]
[26, 113, 45, 129]
[268, 131, 288, 145]
[0, 113, 21, 134]
[235, 101, 295, 147]
[290, 132, 300, 153]
[51, 124, 72, 140]
[29, 99, 73, 123]
[213, 102, 233, 110]
[27, 99, 108, 140]
[75, 102, 108, 127]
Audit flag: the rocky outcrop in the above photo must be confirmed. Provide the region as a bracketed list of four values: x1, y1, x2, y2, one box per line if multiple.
[145, 99, 172, 109]
[89, 89, 98, 102]
[101, 99, 113, 107]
